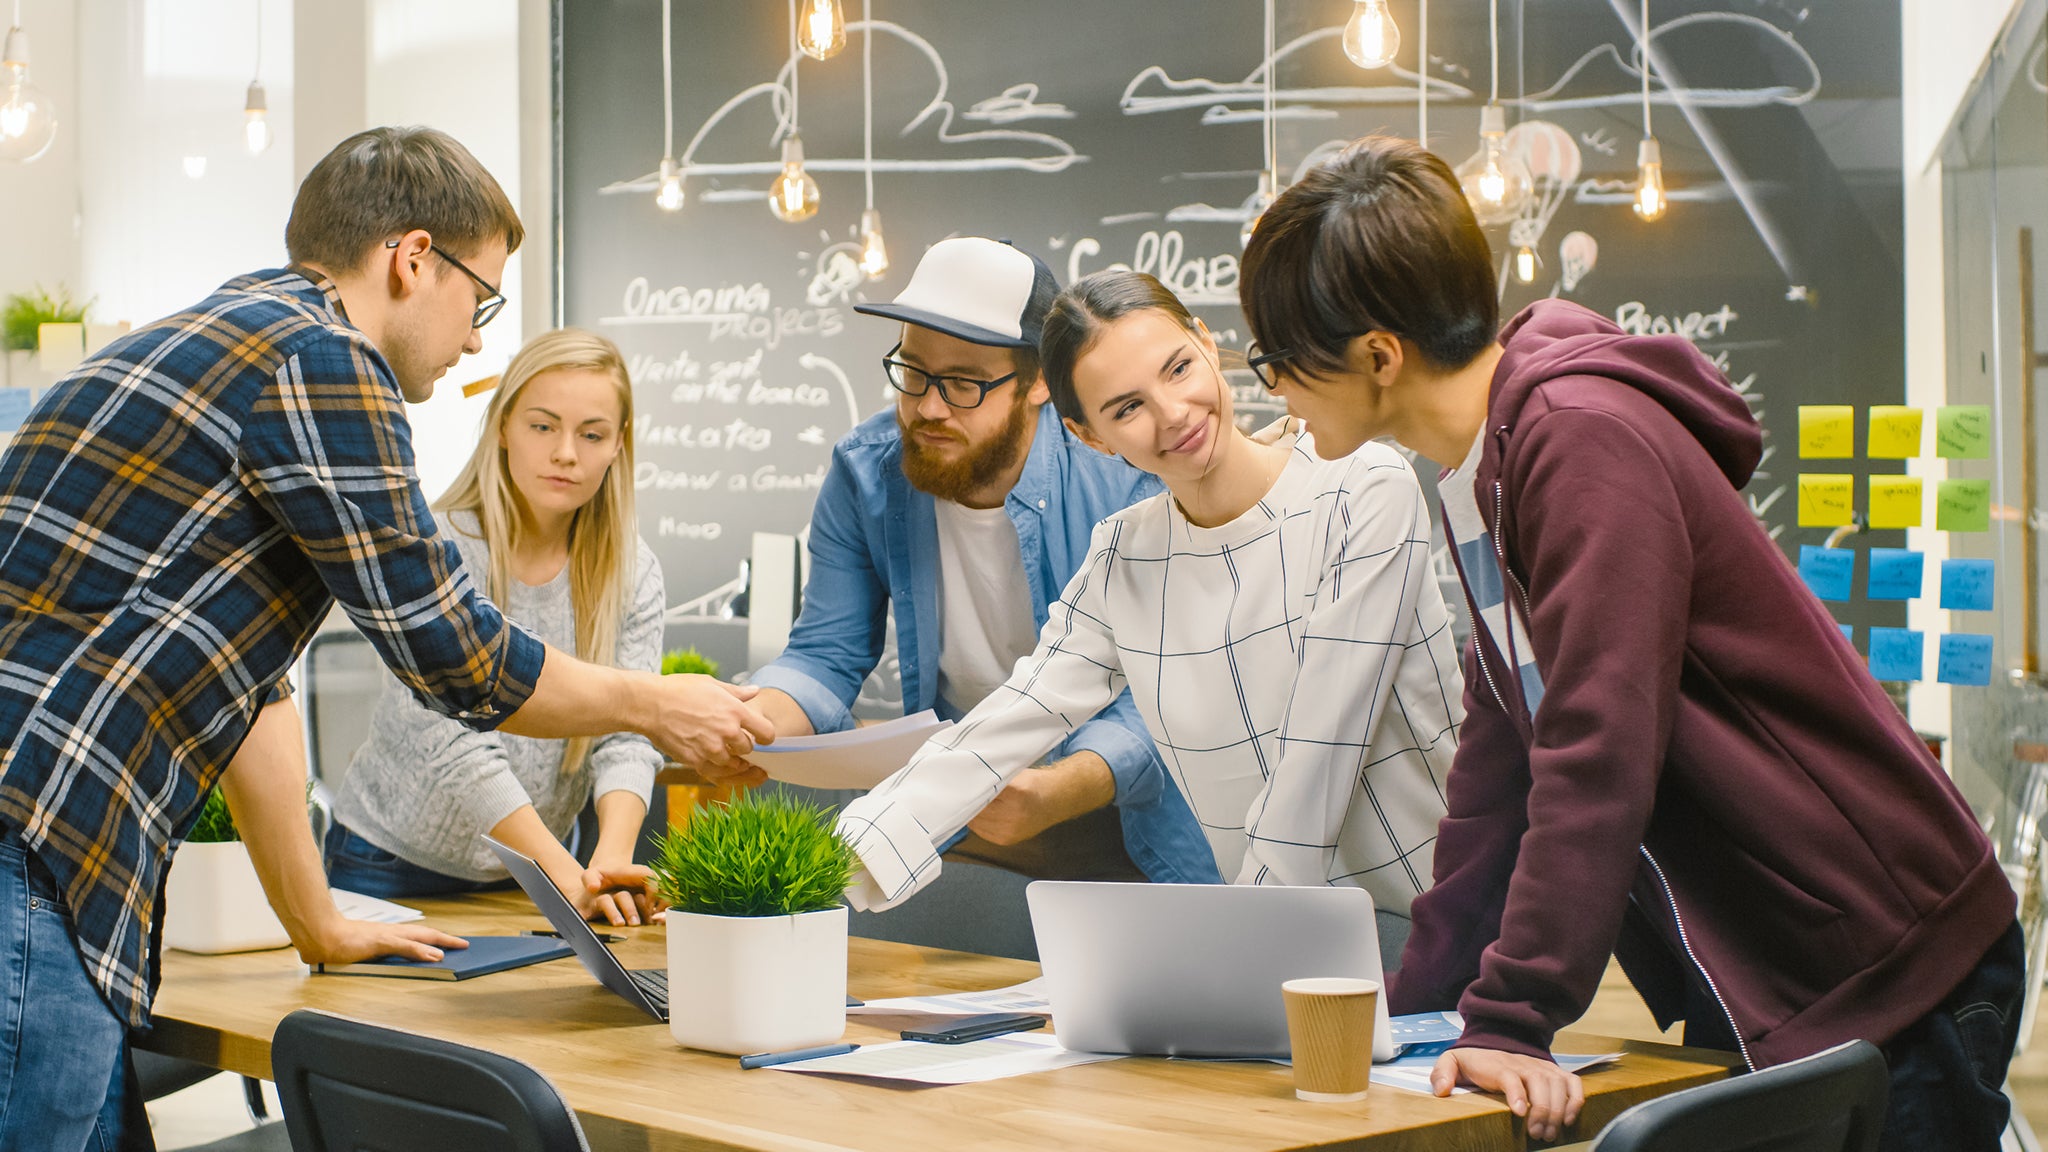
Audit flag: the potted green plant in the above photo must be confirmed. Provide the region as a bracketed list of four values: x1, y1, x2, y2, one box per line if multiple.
[162, 787, 292, 954]
[660, 646, 720, 678]
[649, 791, 855, 1054]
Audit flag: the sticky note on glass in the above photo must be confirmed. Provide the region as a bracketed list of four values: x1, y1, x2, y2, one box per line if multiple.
[1935, 406, 1992, 459]
[1866, 407, 1923, 458]
[1868, 628, 1924, 682]
[1838, 624, 1854, 645]
[1940, 559, 1995, 611]
[1867, 476, 1922, 529]
[1937, 633, 1995, 687]
[1798, 474, 1854, 526]
[1798, 406, 1854, 458]
[1936, 479, 1991, 532]
[1798, 546, 1854, 602]
[1866, 549, 1924, 600]
[0, 387, 31, 434]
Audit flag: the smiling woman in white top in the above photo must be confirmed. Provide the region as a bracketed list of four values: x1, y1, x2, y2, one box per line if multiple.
[837, 270, 1462, 917]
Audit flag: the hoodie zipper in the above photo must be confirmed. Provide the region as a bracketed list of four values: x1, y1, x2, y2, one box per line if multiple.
[1492, 482, 1537, 626]
[1638, 845, 1755, 1071]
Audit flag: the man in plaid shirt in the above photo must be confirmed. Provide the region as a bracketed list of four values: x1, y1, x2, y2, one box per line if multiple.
[0, 127, 771, 1147]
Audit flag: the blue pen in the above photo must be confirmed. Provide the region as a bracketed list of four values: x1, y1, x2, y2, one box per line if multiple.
[737, 1041, 859, 1070]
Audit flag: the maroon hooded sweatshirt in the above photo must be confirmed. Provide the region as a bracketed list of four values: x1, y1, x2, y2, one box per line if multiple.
[1391, 299, 2015, 1070]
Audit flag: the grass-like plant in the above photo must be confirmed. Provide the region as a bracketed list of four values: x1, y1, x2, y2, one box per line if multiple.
[187, 787, 240, 844]
[660, 647, 720, 678]
[649, 791, 855, 918]
[3, 285, 90, 352]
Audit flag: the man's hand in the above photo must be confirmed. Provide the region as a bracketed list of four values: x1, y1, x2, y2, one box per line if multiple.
[296, 918, 468, 967]
[1430, 1047, 1585, 1143]
[967, 752, 1115, 846]
[645, 674, 775, 778]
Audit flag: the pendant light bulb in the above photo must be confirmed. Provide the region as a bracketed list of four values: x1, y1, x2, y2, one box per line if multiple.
[1341, 0, 1400, 70]
[0, 26, 57, 164]
[1240, 169, 1278, 249]
[1633, 136, 1667, 222]
[1455, 104, 1532, 226]
[1513, 245, 1541, 284]
[858, 207, 890, 279]
[768, 134, 821, 222]
[242, 80, 272, 155]
[655, 157, 686, 212]
[797, 0, 846, 60]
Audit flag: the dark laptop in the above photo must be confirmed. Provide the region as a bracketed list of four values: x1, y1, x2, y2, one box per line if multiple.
[482, 835, 669, 1021]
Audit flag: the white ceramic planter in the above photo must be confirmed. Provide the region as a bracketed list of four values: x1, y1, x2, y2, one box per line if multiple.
[162, 840, 292, 954]
[666, 906, 848, 1055]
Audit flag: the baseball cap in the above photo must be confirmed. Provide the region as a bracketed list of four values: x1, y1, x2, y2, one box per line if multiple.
[854, 236, 1060, 348]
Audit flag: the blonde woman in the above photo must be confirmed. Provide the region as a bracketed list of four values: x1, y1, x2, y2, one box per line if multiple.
[326, 329, 665, 925]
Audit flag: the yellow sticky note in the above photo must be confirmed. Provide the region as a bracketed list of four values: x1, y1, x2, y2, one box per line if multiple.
[1868, 475, 1923, 528]
[1799, 406, 1854, 458]
[1798, 473, 1855, 527]
[1867, 407, 1923, 459]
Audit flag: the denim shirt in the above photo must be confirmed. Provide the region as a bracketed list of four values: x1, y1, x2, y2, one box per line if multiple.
[753, 405, 1221, 885]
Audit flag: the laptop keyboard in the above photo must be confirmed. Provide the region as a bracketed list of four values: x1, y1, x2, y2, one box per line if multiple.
[630, 967, 668, 1012]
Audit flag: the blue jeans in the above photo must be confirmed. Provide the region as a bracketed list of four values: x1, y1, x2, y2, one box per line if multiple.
[322, 824, 517, 901]
[0, 837, 141, 1151]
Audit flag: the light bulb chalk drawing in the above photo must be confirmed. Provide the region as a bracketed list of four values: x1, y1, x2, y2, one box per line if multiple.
[599, 19, 1083, 203]
[1557, 231, 1598, 292]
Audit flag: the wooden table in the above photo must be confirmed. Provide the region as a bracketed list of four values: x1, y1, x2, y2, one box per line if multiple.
[142, 892, 1738, 1151]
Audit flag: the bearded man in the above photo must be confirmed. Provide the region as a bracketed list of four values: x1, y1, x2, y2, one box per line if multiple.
[722, 237, 1216, 886]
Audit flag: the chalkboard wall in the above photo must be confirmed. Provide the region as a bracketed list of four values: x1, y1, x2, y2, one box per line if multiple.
[557, 0, 1907, 660]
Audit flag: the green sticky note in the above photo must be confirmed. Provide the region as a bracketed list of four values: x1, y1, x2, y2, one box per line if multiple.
[1866, 407, 1923, 458]
[1935, 406, 1991, 459]
[1797, 474, 1854, 527]
[1936, 478, 1991, 532]
[1799, 406, 1854, 458]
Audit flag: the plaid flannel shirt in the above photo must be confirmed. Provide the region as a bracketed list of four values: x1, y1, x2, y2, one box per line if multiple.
[0, 267, 545, 1026]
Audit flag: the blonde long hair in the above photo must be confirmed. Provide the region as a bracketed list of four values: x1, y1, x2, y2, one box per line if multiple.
[437, 328, 638, 776]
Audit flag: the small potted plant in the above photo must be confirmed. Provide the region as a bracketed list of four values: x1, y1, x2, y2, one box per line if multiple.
[660, 646, 720, 678]
[649, 791, 855, 1055]
[162, 787, 293, 954]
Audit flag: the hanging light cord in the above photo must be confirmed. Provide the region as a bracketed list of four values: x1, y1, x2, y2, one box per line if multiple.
[787, 0, 801, 136]
[1262, 0, 1276, 184]
[661, 0, 674, 158]
[253, 0, 262, 83]
[863, 0, 874, 209]
[1488, 0, 1500, 105]
[1640, 0, 1652, 135]
[1417, 0, 1428, 143]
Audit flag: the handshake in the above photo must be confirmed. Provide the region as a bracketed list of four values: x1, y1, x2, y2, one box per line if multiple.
[635, 673, 791, 785]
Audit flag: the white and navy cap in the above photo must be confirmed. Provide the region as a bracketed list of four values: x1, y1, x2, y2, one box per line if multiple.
[854, 236, 1060, 348]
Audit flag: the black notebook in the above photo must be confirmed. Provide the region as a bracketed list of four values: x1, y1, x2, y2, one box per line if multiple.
[311, 934, 573, 981]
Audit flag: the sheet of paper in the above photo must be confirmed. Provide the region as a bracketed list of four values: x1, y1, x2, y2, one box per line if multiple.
[1389, 1011, 1465, 1051]
[1797, 546, 1853, 602]
[1936, 479, 1991, 532]
[848, 978, 1050, 1016]
[769, 1031, 1120, 1085]
[1938, 633, 1995, 687]
[1866, 549, 1924, 601]
[330, 888, 424, 924]
[1797, 406, 1854, 458]
[743, 710, 954, 789]
[1367, 1044, 1623, 1096]
[1797, 474, 1854, 528]
[1866, 406, 1923, 458]
[1940, 559, 1996, 612]
[1935, 405, 1992, 459]
[1867, 476, 1923, 529]
[1868, 628, 1924, 683]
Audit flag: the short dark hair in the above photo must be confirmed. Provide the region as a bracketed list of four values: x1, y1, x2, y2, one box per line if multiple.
[1040, 270, 1198, 425]
[286, 126, 524, 272]
[1239, 134, 1496, 378]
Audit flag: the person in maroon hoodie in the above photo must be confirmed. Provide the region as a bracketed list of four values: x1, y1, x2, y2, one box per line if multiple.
[1236, 133, 2023, 1149]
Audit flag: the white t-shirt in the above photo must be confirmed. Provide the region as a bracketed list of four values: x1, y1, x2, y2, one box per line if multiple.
[932, 499, 1039, 715]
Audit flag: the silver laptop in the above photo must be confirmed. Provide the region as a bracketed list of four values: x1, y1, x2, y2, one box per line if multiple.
[1026, 881, 1393, 1060]
[482, 835, 669, 1021]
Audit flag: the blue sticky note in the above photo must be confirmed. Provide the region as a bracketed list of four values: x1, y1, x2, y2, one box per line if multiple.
[1868, 628, 1924, 682]
[1838, 624, 1854, 645]
[1798, 546, 1854, 603]
[1866, 549, 1924, 600]
[0, 387, 31, 434]
[1940, 559, 1995, 612]
[1937, 633, 1995, 687]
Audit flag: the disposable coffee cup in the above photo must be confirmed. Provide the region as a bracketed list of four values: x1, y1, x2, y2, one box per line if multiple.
[1282, 977, 1377, 1103]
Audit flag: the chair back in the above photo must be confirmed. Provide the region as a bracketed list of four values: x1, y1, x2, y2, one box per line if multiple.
[271, 1009, 589, 1152]
[1591, 1039, 1888, 1152]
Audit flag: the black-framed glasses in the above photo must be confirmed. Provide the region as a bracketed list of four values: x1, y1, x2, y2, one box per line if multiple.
[385, 238, 507, 329]
[1245, 341, 1294, 392]
[881, 342, 1018, 409]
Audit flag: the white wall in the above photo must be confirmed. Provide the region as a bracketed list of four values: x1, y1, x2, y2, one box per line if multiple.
[0, 0, 80, 392]
[1903, 0, 2027, 176]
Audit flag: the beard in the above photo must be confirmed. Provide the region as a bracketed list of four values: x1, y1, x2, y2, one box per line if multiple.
[898, 387, 1036, 504]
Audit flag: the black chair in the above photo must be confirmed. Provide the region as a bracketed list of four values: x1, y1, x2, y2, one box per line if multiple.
[271, 1010, 588, 1152]
[1591, 1039, 1888, 1152]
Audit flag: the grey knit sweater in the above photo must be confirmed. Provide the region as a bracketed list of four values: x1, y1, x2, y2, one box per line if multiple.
[329, 510, 665, 880]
